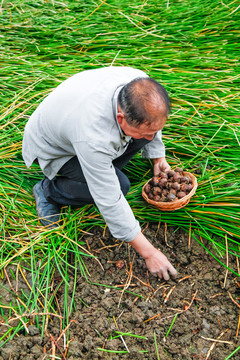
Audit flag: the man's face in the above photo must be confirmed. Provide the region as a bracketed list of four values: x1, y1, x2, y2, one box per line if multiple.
[121, 120, 163, 141]
[117, 108, 166, 141]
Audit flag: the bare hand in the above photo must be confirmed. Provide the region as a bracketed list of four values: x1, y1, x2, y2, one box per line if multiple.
[129, 232, 177, 281]
[152, 157, 171, 175]
[145, 248, 177, 280]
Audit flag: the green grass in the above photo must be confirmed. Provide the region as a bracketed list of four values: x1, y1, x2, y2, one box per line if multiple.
[0, 0, 239, 354]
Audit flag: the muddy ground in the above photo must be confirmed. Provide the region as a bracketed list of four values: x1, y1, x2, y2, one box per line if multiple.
[0, 223, 240, 359]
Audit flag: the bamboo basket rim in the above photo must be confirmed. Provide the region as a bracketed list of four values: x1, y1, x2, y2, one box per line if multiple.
[142, 171, 198, 211]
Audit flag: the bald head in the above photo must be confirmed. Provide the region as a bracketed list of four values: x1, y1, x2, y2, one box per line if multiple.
[118, 77, 170, 127]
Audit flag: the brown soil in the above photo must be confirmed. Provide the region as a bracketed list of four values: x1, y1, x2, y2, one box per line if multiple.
[0, 224, 240, 359]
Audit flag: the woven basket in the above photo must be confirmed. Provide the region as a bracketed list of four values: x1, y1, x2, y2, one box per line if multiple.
[142, 171, 198, 211]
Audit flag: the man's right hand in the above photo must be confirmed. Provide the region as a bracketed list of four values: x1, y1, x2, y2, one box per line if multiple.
[129, 232, 177, 281]
[144, 248, 177, 281]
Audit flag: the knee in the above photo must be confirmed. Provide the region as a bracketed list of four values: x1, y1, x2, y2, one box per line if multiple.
[115, 167, 131, 195]
[120, 176, 130, 196]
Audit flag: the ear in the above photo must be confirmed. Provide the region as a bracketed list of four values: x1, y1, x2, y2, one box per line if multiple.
[116, 109, 125, 127]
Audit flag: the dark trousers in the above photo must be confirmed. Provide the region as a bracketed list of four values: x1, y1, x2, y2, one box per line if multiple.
[43, 138, 150, 207]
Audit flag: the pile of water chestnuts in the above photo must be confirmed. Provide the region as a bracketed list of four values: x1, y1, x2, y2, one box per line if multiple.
[144, 168, 194, 202]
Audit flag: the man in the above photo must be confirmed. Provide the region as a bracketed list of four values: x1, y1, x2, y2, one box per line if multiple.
[22, 66, 177, 281]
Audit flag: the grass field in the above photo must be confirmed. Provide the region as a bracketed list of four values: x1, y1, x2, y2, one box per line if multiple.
[0, 0, 239, 355]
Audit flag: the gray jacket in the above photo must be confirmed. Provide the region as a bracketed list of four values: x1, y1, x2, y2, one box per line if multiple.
[22, 66, 165, 242]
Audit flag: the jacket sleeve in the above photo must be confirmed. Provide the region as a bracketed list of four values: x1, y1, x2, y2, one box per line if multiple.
[73, 141, 141, 242]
